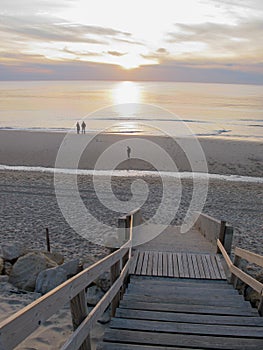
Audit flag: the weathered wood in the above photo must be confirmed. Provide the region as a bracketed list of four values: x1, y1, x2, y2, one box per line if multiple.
[152, 251, 158, 276]
[167, 252, 174, 277]
[172, 253, 179, 277]
[141, 251, 149, 275]
[215, 255, 226, 279]
[111, 259, 121, 317]
[231, 255, 241, 287]
[70, 290, 91, 350]
[217, 220, 226, 253]
[0, 243, 130, 350]
[230, 264, 263, 295]
[98, 343, 198, 350]
[119, 300, 258, 316]
[157, 252, 163, 276]
[217, 239, 232, 268]
[162, 252, 168, 276]
[129, 251, 139, 275]
[235, 247, 263, 267]
[103, 329, 263, 349]
[135, 252, 144, 275]
[110, 317, 263, 338]
[62, 260, 130, 350]
[146, 251, 153, 276]
[115, 308, 263, 326]
[196, 254, 206, 279]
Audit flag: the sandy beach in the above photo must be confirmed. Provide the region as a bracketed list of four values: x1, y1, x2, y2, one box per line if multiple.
[0, 130, 262, 349]
[0, 130, 262, 177]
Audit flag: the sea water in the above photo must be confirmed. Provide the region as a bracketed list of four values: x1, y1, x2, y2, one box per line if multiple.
[0, 80, 262, 140]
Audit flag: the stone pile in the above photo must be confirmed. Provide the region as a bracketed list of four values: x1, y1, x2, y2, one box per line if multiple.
[0, 242, 112, 323]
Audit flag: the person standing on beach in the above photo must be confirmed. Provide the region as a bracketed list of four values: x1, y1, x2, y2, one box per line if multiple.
[76, 122, 80, 134]
[81, 121, 86, 134]
[127, 146, 131, 159]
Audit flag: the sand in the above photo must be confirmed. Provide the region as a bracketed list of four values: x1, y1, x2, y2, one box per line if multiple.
[0, 129, 262, 349]
[0, 130, 262, 177]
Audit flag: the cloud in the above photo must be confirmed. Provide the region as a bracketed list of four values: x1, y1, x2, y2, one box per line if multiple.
[107, 51, 127, 57]
[166, 19, 263, 63]
[0, 14, 131, 45]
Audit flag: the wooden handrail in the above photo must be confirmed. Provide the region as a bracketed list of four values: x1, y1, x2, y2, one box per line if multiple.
[217, 239, 263, 298]
[0, 218, 135, 350]
[234, 247, 263, 268]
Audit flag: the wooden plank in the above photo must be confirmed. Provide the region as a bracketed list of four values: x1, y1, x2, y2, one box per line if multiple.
[167, 252, 174, 277]
[98, 343, 197, 350]
[205, 255, 217, 279]
[182, 253, 190, 278]
[201, 255, 211, 279]
[210, 255, 222, 280]
[177, 253, 185, 278]
[196, 254, 206, 279]
[115, 308, 263, 326]
[172, 253, 179, 277]
[162, 252, 168, 277]
[235, 247, 263, 267]
[103, 329, 263, 349]
[141, 251, 149, 275]
[110, 318, 263, 338]
[119, 300, 258, 316]
[61, 259, 131, 350]
[135, 252, 144, 275]
[217, 239, 232, 268]
[146, 251, 153, 276]
[230, 264, 263, 295]
[157, 252, 163, 276]
[123, 294, 249, 307]
[191, 254, 201, 279]
[70, 290, 91, 350]
[129, 252, 139, 275]
[127, 284, 238, 297]
[215, 255, 226, 280]
[187, 254, 195, 278]
[152, 251, 158, 276]
[0, 245, 130, 350]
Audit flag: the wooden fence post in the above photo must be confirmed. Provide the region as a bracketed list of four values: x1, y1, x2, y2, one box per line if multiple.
[70, 290, 91, 350]
[45, 227, 51, 252]
[111, 259, 121, 317]
[230, 255, 241, 288]
[217, 220, 226, 253]
[258, 296, 263, 316]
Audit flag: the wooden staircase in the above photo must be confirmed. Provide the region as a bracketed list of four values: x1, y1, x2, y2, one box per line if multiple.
[98, 276, 263, 350]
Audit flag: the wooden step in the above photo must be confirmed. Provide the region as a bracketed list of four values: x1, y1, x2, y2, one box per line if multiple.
[103, 329, 263, 349]
[119, 300, 259, 317]
[110, 318, 263, 338]
[115, 308, 263, 326]
[123, 294, 252, 308]
[98, 343, 199, 350]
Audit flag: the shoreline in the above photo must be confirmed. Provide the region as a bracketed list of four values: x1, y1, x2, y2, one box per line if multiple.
[0, 130, 262, 177]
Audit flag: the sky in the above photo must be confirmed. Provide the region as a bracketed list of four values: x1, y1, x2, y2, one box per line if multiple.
[0, 0, 263, 83]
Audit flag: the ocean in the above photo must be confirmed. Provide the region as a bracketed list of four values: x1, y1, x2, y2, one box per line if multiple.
[0, 80, 262, 140]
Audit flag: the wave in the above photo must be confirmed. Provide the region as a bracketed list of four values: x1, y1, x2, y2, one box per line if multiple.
[0, 164, 262, 183]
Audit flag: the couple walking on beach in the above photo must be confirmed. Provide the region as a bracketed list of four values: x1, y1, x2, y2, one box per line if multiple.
[76, 121, 86, 134]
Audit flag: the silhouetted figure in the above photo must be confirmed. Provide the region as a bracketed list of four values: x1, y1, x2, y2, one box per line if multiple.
[81, 121, 86, 134]
[76, 122, 80, 134]
[127, 146, 131, 159]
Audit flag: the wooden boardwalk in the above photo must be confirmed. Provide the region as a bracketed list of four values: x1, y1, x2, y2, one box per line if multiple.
[129, 250, 226, 279]
[99, 275, 263, 350]
[98, 230, 263, 350]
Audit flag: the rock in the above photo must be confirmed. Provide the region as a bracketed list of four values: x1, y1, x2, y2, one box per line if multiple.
[1, 243, 26, 261]
[9, 252, 57, 291]
[41, 251, 64, 265]
[86, 285, 104, 306]
[0, 281, 18, 293]
[4, 261, 13, 276]
[0, 258, 4, 274]
[98, 308, 111, 324]
[35, 259, 80, 294]
[94, 271, 111, 292]
[0, 275, 9, 283]
[61, 259, 80, 277]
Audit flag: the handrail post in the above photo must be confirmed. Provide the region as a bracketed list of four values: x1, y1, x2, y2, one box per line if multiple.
[258, 295, 263, 316]
[230, 255, 241, 288]
[217, 220, 226, 253]
[70, 289, 91, 350]
[110, 259, 121, 317]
